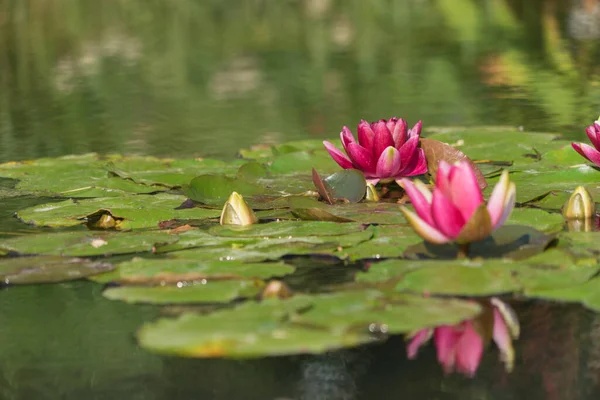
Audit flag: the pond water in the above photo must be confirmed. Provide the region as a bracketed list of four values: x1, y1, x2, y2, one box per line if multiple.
[2, 0, 600, 399]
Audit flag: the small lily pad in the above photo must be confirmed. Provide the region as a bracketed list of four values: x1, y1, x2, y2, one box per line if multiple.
[322, 169, 367, 203]
[184, 175, 264, 206]
[17, 194, 221, 230]
[0, 231, 178, 257]
[103, 280, 261, 304]
[91, 258, 295, 284]
[209, 221, 367, 238]
[0, 256, 114, 284]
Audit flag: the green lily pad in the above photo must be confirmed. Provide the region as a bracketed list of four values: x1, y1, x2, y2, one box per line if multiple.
[505, 208, 564, 233]
[183, 175, 265, 206]
[0, 231, 178, 257]
[0, 154, 167, 197]
[103, 280, 261, 304]
[0, 256, 114, 284]
[358, 248, 599, 295]
[425, 128, 566, 166]
[136, 291, 480, 358]
[209, 221, 366, 238]
[293, 290, 482, 334]
[338, 225, 422, 261]
[91, 258, 295, 284]
[404, 225, 554, 260]
[17, 194, 221, 230]
[268, 151, 340, 175]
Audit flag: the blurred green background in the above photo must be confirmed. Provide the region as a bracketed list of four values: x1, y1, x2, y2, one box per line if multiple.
[1, 0, 600, 162]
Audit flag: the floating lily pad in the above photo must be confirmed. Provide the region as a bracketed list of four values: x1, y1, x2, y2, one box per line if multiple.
[358, 248, 599, 296]
[136, 291, 480, 358]
[209, 220, 366, 238]
[91, 258, 295, 284]
[292, 290, 481, 334]
[17, 194, 221, 230]
[0, 231, 177, 257]
[425, 128, 566, 166]
[268, 151, 340, 175]
[0, 154, 167, 197]
[103, 280, 261, 304]
[338, 225, 421, 261]
[404, 225, 554, 260]
[505, 208, 564, 233]
[184, 175, 265, 206]
[0, 256, 114, 284]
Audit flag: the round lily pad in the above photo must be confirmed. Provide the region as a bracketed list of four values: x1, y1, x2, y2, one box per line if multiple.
[0, 256, 113, 284]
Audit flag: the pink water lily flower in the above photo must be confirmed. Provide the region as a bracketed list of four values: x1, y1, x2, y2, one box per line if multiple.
[323, 117, 427, 185]
[572, 119, 600, 167]
[407, 298, 520, 377]
[399, 160, 516, 245]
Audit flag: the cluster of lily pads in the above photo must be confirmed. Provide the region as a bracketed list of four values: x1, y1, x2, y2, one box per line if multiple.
[2, 118, 600, 377]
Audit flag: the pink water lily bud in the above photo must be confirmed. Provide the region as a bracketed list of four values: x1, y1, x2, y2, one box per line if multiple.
[323, 117, 427, 185]
[399, 161, 516, 245]
[572, 119, 600, 167]
[406, 298, 520, 377]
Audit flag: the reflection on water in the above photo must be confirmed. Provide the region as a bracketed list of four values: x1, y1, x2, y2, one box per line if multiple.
[2, 282, 599, 399]
[1, 0, 600, 162]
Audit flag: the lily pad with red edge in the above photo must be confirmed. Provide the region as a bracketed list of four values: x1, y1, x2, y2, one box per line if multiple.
[312, 168, 367, 204]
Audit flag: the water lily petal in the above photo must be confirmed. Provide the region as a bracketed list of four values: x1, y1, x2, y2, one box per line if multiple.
[572, 142, 600, 167]
[408, 120, 423, 138]
[366, 178, 380, 185]
[487, 170, 510, 227]
[449, 162, 484, 221]
[431, 188, 465, 239]
[406, 329, 432, 359]
[399, 178, 434, 226]
[494, 182, 516, 230]
[455, 322, 484, 377]
[434, 326, 461, 373]
[397, 136, 419, 167]
[398, 147, 428, 177]
[586, 123, 600, 150]
[385, 117, 399, 134]
[400, 206, 450, 244]
[435, 160, 452, 196]
[340, 126, 356, 151]
[392, 118, 408, 147]
[373, 120, 394, 159]
[357, 120, 375, 149]
[346, 143, 376, 173]
[323, 141, 353, 169]
[376, 146, 402, 178]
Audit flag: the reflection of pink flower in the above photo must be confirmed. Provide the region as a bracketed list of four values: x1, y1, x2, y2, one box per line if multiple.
[323, 118, 427, 185]
[407, 298, 520, 377]
[572, 120, 600, 167]
[399, 161, 515, 245]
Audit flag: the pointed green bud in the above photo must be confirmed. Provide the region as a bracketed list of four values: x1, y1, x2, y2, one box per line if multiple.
[365, 183, 380, 202]
[219, 192, 258, 226]
[562, 186, 595, 219]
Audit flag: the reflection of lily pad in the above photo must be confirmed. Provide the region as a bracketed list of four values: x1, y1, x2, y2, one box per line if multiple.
[17, 194, 221, 230]
[0, 256, 114, 284]
[91, 258, 295, 284]
[404, 225, 554, 260]
[103, 280, 261, 304]
[0, 231, 177, 257]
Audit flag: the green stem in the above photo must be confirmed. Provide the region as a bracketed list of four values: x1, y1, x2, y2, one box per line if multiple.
[457, 243, 470, 259]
